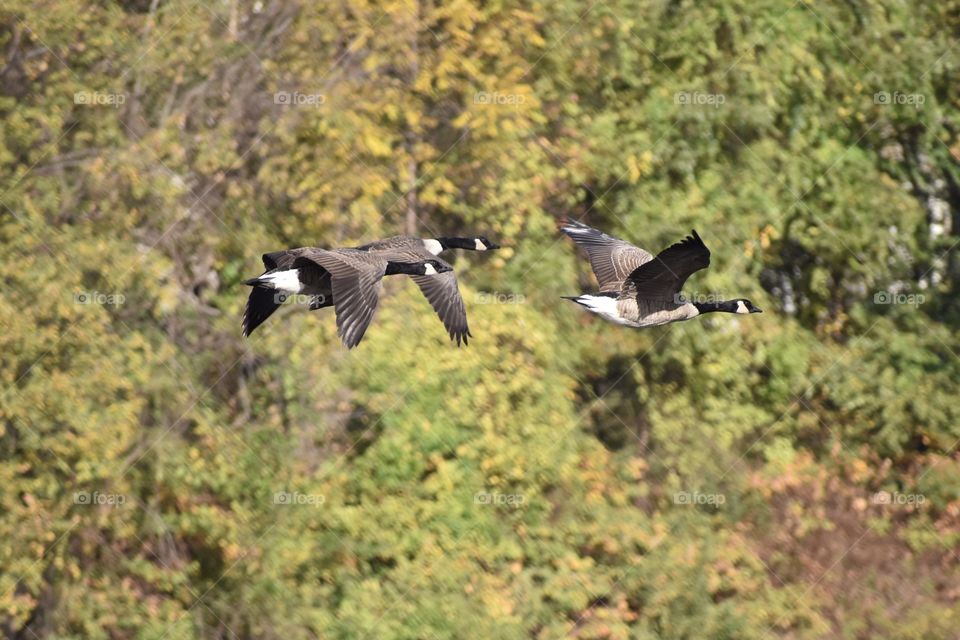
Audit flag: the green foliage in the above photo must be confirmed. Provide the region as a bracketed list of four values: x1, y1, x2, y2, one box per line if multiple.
[2, 0, 959, 637]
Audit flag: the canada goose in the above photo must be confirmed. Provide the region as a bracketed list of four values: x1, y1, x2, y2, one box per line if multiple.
[560, 219, 762, 327]
[354, 235, 501, 346]
[242, 248, 451, 348]
[243, 234, 499, 346]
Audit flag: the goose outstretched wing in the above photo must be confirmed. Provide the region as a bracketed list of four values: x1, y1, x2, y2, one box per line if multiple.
[620, 230, 710, 302]
[560, 218, 653, 292]
[365, 246, 472, 346]
[410, 261, 470, 346]
[295, 249, 387, 349]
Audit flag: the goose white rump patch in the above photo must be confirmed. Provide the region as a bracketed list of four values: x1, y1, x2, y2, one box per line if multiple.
[423, 239, 443, 255]
[261, 269, 302, 293]
[576, 295, 633, 326]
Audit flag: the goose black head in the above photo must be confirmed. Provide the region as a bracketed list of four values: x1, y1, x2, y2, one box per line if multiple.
[472, 236, 500, 251]
[735, 299, 763, 314]
[420, 259, 453, 276]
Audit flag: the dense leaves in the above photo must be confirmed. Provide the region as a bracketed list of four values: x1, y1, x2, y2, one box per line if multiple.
[2, 0, 959, 638]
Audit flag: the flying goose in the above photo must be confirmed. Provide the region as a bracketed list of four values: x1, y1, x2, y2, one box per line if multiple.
[243, 235, 499, 346]
[560, 219, 762, 327]
[354, 235, 501, 346]
[243, 248, 451, 348]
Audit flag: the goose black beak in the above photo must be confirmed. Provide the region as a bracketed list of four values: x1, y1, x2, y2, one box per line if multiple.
[752, 307, 763, 313]
[488, 242, 501, 250]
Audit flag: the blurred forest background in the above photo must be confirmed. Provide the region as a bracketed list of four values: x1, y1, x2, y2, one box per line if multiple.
[2, 0, 960, 638]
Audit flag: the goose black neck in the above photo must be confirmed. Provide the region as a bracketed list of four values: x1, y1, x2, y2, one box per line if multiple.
[385, 261, 423, 275]
[694, 300, 739, 314]
[435, 237, 475, 250]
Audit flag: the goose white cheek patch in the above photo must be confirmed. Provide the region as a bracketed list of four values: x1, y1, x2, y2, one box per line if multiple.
[736, 300, 749, 314]
[423, 263, 438, 276]
[475, 238, 486, 250]
[423, 239, 443, 255]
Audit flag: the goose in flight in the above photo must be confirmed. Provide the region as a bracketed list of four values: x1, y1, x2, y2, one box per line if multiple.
[243, 234, 499, 346]
[243, 248, 451, 348]
[560, 219, 761, 327]
[354, 235, 500, 346]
